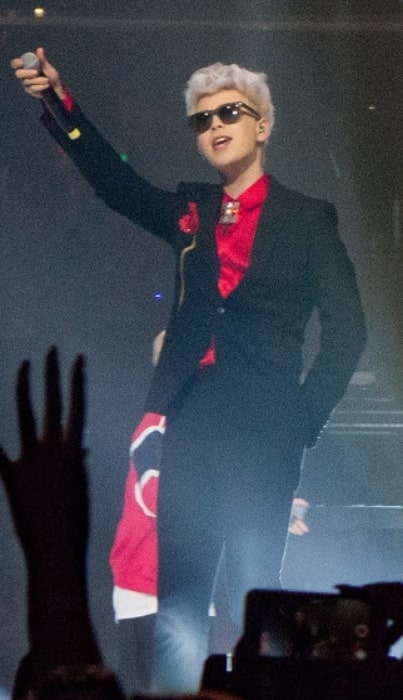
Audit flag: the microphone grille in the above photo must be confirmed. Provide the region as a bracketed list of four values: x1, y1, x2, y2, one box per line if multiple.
[21, 52, 40, 70]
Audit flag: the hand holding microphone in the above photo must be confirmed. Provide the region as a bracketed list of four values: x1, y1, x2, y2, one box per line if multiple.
[10, 47, 64, 98]
[10, 47, 81, 140]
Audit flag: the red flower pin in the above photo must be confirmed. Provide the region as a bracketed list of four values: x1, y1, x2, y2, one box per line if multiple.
[178, 202, 199, 234]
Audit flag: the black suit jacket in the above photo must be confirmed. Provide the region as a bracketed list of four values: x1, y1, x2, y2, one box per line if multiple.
[45, 104, 367, 446]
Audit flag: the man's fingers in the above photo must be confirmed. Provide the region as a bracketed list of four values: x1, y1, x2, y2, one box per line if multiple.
[65, 354, 86, 451]
[23, 78, 51, 99]
[21, 74, 48, 86]
[36, 47, 60, 85]
[37, 47, 52, 76]
[10, 57, 24, 70]
[289, 518, 309, 535]
[36, 46, 46, 63]
[43, 346, 62, 445]
[17, 360, 38, 455]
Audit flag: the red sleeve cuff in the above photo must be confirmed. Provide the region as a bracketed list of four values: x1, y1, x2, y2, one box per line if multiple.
[61, 87, 74, 112]
[41, 85, 75, 129]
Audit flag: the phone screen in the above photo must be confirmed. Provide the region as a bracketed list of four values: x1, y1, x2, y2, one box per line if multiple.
[243, 590, 381, 661]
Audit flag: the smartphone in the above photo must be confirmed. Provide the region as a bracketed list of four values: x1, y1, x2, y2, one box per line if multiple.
[241, 589, 385, 661]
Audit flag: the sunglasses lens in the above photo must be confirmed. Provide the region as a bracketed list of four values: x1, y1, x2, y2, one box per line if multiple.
[197, 113, 212, 133]
[218, 104, 241, 124]
[190, 113, 211, 133]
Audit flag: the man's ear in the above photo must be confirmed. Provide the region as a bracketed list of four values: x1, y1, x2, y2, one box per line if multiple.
[257, 119, 271, 143]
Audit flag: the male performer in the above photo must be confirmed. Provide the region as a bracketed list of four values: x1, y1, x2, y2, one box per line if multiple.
[11, 49, 366, 693]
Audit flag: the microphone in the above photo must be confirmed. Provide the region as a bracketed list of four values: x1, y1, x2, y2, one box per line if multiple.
[21, 52, 81, 140]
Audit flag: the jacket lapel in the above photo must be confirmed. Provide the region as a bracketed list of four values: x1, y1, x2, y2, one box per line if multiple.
[248, 177, 293, 276]
[180, 183, 222, 303]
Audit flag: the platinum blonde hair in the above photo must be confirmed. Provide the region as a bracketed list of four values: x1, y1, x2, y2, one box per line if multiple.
[184, 62, 275, 128]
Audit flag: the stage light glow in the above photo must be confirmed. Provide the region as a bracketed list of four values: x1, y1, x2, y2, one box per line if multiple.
[34, 7, 46, 18]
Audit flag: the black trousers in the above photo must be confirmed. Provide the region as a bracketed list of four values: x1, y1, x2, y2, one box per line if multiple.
[117, 614, 156, 695]
[152, 366, 305, 693]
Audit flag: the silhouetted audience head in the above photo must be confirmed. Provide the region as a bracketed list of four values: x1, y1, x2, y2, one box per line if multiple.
[36, 665, 124, 700]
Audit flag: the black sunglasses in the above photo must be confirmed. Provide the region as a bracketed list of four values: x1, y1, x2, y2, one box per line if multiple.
[188, 101, 261, 134]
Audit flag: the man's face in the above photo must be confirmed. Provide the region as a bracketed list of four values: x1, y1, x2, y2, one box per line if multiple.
[194, 89, 269, 177]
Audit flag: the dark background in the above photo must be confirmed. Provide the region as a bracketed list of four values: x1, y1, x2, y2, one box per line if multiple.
[0, 1, 402, 694]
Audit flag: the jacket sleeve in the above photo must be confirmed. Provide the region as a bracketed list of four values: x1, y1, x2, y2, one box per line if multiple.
[41, 102, 177, 243]
[301, 202, 367, 447]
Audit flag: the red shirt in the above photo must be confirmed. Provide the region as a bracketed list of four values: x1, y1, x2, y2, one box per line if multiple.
[216, 174, 269, 297]
[199, 174, 270, 366]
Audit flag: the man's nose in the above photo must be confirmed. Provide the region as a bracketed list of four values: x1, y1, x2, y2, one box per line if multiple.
[210, 115, 223, 129]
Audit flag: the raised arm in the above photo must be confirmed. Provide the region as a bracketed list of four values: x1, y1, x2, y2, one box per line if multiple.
[10, 47, 178, 243]
[0, 348, 120, 697]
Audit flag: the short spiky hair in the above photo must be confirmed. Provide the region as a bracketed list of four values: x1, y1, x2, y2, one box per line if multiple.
[184, 62, 275, 128]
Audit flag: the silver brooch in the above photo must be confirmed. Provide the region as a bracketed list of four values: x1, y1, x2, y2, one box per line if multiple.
[219, 201, 240, 225]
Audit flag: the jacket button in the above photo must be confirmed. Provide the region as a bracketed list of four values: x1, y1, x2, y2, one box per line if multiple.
[217, 306, 225, 314]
